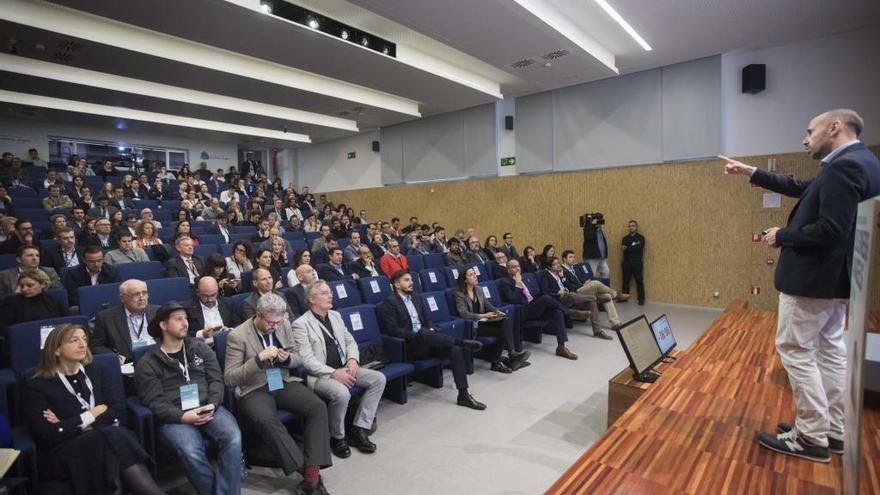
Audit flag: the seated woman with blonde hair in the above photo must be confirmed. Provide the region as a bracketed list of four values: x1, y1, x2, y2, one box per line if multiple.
[22, 324, 162, 494]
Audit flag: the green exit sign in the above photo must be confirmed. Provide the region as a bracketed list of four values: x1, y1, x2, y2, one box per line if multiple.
[347, 151, 356, 159]
[500, 156, 516, 167]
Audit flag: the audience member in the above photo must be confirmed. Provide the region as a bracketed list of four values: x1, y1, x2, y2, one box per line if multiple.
[41, 184, 74, 213]
[187, 276, 240, 340]
[0, 218, 33, 254]
[242, 268, 290, 319]
[559, 251, 627, 329]
[0, 244, 62, 293]
[498, 259, 577, 360]
[378, 239, 408, 278]
[225, 240, 253, 280]
[317, 247, 356, 281]
[104, 231, 150, 266]
[342, 231, 362, 262]
[294, 280, 385, 457]
[165, 236, 204, 285]
[225, 293, 332, 493]
[0, 269, 67, 332]
[500, 232, 518, 259]
[134, 220, 162, 249]
[62, 246, 119, 307]
[378, 270, 485, 410]
[453, 267, 530, 373]
[253, 248, 283, 289]
[519, 246, 539, 273]
[42, 226, 82, 273]
[23, 324, 162, 494]
[347, 245, 380, 279]
[135, 302, 242, 495]
[83, 218, 117, 249]
[444, 237, 466, 266]
[204, 253, 242, 297]
[91, 279, 158, 365]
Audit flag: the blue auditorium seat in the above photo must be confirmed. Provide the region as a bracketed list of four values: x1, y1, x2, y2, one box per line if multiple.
[78, 282, 124, 319]
[405, 255, 425, 272]
[117, 261, 164, 281]
[418, 268, 447, 293]
[357, 276, 391, 305]
[422, 253, 446, 269]
[327, 279, 361, 309]
[8, 315, 90, 376]
[146, 277, 191, 305]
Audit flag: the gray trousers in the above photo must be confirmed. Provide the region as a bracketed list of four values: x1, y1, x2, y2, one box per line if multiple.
[312, 368, 386, 439]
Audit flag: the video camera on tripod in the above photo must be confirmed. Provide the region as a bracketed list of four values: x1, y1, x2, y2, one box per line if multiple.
[579, 212, 605, 228]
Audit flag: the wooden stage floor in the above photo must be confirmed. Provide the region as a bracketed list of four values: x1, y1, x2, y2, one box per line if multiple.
[545, 302, 880, 494]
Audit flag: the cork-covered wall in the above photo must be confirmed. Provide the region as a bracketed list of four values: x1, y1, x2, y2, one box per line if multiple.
[325, 147, 879, 310]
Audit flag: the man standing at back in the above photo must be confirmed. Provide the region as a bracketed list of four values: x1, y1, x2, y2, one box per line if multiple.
[722, 108, 880, 463]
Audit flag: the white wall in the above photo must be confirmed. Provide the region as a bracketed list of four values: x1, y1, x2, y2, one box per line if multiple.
[296, 130, 381, 192]
[0, 117, 239, 170]
[722, 26, 880, 156]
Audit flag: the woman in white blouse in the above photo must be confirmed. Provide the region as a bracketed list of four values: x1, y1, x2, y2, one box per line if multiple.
[225, 240, 253, 280]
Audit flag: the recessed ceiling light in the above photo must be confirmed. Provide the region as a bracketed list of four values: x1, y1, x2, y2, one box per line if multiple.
[340, 29, 350, 40]
[594, 0, 652, 51]
[361, 36, 369, 47]
[259, 2, 272, 14]
[382, 46, 390, 55]
[307, 17, 320, 29]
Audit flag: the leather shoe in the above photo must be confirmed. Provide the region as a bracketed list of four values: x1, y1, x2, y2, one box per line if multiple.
[610, 322, 624, 331]
[330, 437, 350, 459]
[594, 330, 613, 340]
[457, 392, 487, 410]
[348, 426, 377, 453]
[569, 309, 591, 321]
[460, 339, 483, 352]
[297, 478, 329, 495]
[614, 293, 631, 303]
[556, 345, 578, 360]
[490, 361, 513, 373]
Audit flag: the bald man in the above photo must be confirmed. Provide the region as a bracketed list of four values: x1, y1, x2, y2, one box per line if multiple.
[91, 278, 159, 365]
[723, 108, 880, 463]
[187, 276, 241, 339]
[288, 264, 317, 316]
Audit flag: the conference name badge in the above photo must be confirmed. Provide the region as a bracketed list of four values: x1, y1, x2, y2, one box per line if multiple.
[266, 367, 284, 392]
[180, 383, 200, 410]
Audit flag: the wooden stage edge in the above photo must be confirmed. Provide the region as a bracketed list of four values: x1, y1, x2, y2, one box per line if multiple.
[545, 300, 880, 495]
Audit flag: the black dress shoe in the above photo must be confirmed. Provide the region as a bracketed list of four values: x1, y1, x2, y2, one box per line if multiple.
[330, 437, 350, 459]
[297, 478, 330, 495]
[490, 361, 513, 373]
[456, 392, 487, 410]
[508, 351, 531, 371]
[460, 339, 483, 352]
[348, 426, 377, 453]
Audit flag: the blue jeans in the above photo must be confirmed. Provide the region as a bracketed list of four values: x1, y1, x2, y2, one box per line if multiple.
[159, 406, 242, 495]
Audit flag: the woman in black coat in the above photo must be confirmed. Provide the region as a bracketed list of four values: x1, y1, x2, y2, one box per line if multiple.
[22, 324, 162, 494]
[0, 268, 67, 329]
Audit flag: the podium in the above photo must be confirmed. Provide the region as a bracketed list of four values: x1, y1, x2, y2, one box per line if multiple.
[607, 350, 678, 428]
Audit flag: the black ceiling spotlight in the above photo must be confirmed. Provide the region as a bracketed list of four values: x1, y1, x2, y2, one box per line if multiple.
[265, 1, 395, 58]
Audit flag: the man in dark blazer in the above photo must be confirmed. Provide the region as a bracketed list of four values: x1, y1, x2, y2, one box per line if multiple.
[164, 236, 204, 285]
[497, 259, 578, 360]
[286, 265, 314, 316]
[62, 246, 119, 306]
[187, 276, 240, 339]
[347, 245, 381, 279]
[91, 278, 158, 365]
[377, 269, 486, 410]
[242, 268, 293, 319]
[88, 196, 119, 221]
[42, 226, 83, 274]
[111, 186, 135, 211]
[538, 258, 593, 322]
[310, 237, 337, 267]
[500, 232, 519, 259]
[316, 247, 356, 282]
[723, 108, 880, 463]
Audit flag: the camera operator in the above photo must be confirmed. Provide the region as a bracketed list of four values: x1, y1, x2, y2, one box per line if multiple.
[620, 220, 645, 305]
[581, 213, 610, 279]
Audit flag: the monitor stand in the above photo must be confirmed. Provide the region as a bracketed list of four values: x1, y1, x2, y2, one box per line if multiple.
[661, 355, 677, 363]
[632, 371, 660, 383]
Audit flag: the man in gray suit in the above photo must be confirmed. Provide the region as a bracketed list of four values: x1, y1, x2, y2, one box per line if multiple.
[293, 280, 385, 458]
[224, 293, 332, 495]
[0, 244, 62, 294]
[91, 279, 159, 365]
[103, 231, 150, 266]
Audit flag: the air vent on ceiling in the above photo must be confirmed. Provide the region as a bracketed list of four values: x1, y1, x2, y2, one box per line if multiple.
[509, 58, 536, 69]
[52, 52, 75, 63]
[57, 40, 82, 53]
[542, 49, 570, 60]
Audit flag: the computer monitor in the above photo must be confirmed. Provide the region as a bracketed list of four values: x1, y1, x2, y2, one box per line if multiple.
[614, 315, 663, 382]
[650, 314, 677, 356]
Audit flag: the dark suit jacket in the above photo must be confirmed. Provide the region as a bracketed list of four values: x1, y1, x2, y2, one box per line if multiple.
[377, 293, 431, 342]
[287, 284, 308, 316]
[164, 255, 205, 281]
[311, 247, 330, 266]
[500, 244, 519, 259]
[581, 225, 606, 260]
[539, 269, 579, 297]
[81, 234, 118, 250]
[42, 245, 84, 274]
[91, 304, 159, 362]
[88, 205, 119, 220]
[61, 264, 119, 306]
[751, 142, 880, 298]
[347, 259, 379, 279]
[369, 243, 388, 259]
[111, 197, 135, 211]
[316, 262, 353, 281]
[498, 275, 544, 305]
[186, 297, 239, 337]
[207, 224, 232, 244]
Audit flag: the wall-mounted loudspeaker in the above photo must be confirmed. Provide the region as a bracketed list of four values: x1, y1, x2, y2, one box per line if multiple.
[505, 115, 514, 130]
[742, 64, 766, 94]
[372, 140, 380, 152]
